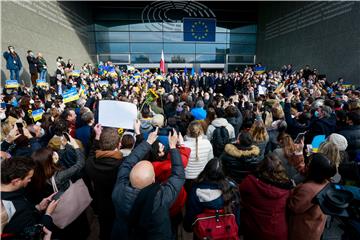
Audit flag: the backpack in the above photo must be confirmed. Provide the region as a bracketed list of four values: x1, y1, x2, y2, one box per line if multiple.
[211, 126, 230, 157]
[192, 209, 239, 240]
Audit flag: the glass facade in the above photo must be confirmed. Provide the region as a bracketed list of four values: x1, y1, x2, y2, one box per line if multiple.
[90, 10, 257, 67]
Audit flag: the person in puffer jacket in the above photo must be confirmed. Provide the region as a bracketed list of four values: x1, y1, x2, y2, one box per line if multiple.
[220, 131, 260, 183]
[206, 109, 236, 141]
[183, 158, 240, 234]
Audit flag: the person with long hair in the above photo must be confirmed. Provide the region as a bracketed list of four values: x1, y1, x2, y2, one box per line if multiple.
[318, 141, 342, 183]
[183, 158, 240, 234]
[249, 119, 269, 160]
[26, 137, 87, 239]
[273, 133, 305, 184]
[288, 153, 336, 240]
[239, 153, 293, 240]
[183, 121, 214, 192]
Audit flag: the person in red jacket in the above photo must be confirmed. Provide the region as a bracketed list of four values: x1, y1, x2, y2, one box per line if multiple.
[239, 153, 294, 240]
[149, 131, 191, 236]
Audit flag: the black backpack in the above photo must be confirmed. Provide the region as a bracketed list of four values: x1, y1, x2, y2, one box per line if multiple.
[211, 126, 230, 157]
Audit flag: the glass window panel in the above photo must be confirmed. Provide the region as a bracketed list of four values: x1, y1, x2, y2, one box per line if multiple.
[230, 25, 257, 33]
[215, 27, 229, 33]
[229, 44, 256, 55]
[94, 23, 129, 31]
[165, 54, 195, 63]
[98, 54, 129, 63]
[196, 54, 225, 63]
[131, 54, 163, 63]
[163, 32, 183, 42]
[130, 32, 163, 42]
[164, 43, 195, 53]
[96, 43, 129, 54]
[229, 34, 256, 44]
[130, 43, 163, 53]
[195, 43, 227, 54]
[130, 22, 163, 31]
[163, 22, 183, 32]
[228, 55, 255, 64]
[215, 33, 228, 43]
[96, 32, 129, 42]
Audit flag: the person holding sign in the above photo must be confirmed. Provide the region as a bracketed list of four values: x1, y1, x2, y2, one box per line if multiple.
[3, 46, 22, 81]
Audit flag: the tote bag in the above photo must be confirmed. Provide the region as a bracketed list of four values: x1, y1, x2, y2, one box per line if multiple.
[50, 176, 92, 229]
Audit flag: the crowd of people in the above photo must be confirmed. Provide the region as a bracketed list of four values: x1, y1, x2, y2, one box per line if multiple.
[1, 45, 360, 240]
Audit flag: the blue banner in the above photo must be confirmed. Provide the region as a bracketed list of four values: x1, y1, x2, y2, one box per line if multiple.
[183, 18, 216, 42]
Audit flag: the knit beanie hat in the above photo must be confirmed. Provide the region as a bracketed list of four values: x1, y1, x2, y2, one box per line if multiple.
[328, 133, 348, 151]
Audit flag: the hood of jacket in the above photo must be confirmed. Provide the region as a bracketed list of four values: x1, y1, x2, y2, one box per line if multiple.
[224, 144, 260, 158]
[211, 118, 229, 128]
[194, 182, 224, 209]
[88, 150, 123, 172]
[241, 175, 291, 200]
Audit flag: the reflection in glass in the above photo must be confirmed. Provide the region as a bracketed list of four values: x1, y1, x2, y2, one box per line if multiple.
[196, 54, 225, 63]
[195, 43, 228, 54]
[96, 32, 129, 42]
[130, 32, 163, 42]
[229, 44, 256, 55]
[130, 43, 163, 53]
[96, 43, 129, 54]
[164, 43, 195, 53]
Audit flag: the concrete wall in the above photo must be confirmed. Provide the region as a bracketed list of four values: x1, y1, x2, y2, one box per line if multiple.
[1, 0, 96, 85]
[256, 1, 360, 84]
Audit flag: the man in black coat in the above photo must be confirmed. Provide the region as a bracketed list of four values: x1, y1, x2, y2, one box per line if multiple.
[111, 129, 185, 240]
[338, 109, 360, 161]
[27, 50, 38, 86]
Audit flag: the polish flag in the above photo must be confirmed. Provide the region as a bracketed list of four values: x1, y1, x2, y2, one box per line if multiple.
[160, 50, 165, 73]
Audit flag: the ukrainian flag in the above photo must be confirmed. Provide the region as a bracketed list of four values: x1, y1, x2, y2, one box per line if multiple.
[254, 66, 266, 74]
[5, 80, 19, 88]
[32, 109, 45, 122]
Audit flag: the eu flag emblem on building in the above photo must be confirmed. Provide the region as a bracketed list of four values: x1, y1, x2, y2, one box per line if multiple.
[184, 18, 216, 42]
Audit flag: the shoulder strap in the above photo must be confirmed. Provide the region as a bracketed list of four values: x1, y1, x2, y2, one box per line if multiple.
[51, 175, 58, 193]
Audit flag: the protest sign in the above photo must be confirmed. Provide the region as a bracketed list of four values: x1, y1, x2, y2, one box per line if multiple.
[5, 80, 19, 88]
[36, 79, 48, 87]
[32, 109, 45, 121]
[62, 88, 79, 103]
[98, 100, 137, 129]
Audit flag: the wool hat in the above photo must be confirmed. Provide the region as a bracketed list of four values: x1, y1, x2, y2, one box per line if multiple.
[152, 114, 164, 128]
[328, 133, 348, 151]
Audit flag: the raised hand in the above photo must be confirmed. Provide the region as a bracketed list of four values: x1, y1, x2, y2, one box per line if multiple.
[168, 129, 178, 149]
[147, 127, 158, 145]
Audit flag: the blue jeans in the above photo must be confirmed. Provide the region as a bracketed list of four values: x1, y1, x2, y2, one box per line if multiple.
[39, 70, 47, 80]
[9, 69, 20, 81]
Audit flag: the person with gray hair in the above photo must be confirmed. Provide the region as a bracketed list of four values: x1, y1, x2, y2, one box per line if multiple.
[304, 103, 336, 145]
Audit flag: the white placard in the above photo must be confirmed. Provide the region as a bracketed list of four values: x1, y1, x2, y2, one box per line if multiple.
[98, 100, 137, 129]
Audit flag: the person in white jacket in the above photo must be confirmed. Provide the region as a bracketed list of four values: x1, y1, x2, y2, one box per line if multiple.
[206, 109, 236, 141]
[183, 121, 214, 191]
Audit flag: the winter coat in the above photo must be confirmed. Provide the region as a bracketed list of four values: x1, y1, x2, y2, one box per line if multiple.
[206, 118, 236, 141]
[111, 141, 185, 240]
[239, 174, 292, 240]
[86, 140, 123, 240]
[226, 108, 243, 138]
[338, 125, 360, 161]
[305, 114, 336, 145]
[152, 146, 191, 217]
[253, 138, 269, 161]
[273, 148, 305, 184]
[37, 57, 47, 72]
[220, 144, 260, 183]
[183, 181, 240, 232]
[3, 51, 22, 70]
[75, 124, 92, 155]
[284, 102, 307, 139]
[1, 189, 53, 236]
[288, 181, 329, 240]
[183, 136, 214, 179]
[26, 55, 37, 74]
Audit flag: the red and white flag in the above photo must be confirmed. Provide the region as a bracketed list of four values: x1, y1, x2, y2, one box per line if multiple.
[160, 50, 165, 73]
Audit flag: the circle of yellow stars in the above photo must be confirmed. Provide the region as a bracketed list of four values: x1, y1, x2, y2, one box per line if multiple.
[191, 21, 209, 40]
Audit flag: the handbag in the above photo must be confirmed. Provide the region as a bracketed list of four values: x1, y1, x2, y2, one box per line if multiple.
[50, 176, 92, 229]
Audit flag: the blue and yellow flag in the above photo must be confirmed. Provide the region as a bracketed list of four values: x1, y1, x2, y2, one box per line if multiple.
[254, 66, 266, 74]
[32, 109, 45, 122]
[5, 80, 19, 88]
[36, 79, 48, 87]
[62, 88, 79, 103]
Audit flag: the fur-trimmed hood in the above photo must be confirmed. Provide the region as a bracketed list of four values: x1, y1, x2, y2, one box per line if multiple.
[224, 144, 260, 158]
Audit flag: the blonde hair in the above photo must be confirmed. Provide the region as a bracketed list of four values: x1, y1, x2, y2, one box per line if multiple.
[249, 120, 269, 143]
[264, 111, 273, 128]
[319, 142, 341, 168]
[187, 121, 204, 160]
[271, 103, 285, 120]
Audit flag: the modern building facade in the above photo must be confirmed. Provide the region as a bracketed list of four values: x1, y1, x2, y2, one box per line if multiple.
[89, 1, 258, 72]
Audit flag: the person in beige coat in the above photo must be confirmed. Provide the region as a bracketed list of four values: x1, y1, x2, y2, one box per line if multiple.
[288, 153, 336, 240]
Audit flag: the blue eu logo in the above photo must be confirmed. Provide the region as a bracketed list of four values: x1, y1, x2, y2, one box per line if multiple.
[184, 18, 216, 42]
